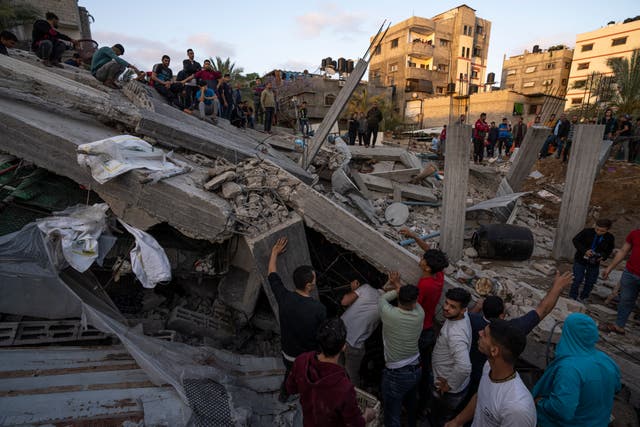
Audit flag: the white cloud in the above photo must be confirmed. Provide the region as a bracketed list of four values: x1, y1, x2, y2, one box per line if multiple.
[295, 4, 364, 38]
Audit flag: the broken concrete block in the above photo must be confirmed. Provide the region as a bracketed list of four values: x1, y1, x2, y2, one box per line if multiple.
[204, 171, 237, 191]
[221, 182, 243, 199]
[533, 263, 556, 276]
[464, 247, 478, 258]
[589, 304, 618, 318]
[208, 164, 235, 177]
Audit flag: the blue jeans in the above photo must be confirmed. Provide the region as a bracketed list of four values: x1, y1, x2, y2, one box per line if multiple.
[616, 269, 640, 328]
[570, 261, 600, 300]
[299, 118, 309, 136]
[382, 364, 421, 427]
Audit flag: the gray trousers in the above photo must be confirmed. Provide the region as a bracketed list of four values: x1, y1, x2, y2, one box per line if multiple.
[95, 60, 126, 82]
[344, 343, 366, 387]
[36, 40, 66, 61]
[198, 101, 215, 118]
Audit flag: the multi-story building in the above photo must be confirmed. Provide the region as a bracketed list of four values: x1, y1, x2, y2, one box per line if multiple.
[7, 0, 92, 42]
[565, 17, 640, 111]
[368, 5, 491, 123]
[501, 46, 574, 95]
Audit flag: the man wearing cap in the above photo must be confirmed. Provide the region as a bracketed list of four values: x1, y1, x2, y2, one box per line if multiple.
[91, 44, 138, 89]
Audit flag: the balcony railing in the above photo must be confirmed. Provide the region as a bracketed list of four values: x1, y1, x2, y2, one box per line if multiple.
[408, 42, 434, 58]
[405, 67, 440, 81]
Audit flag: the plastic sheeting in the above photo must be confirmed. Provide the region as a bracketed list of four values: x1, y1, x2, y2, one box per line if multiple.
[118, 219, 171, 288]
[77, 135, 189, 184]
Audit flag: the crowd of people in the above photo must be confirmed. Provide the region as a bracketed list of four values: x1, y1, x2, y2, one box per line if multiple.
[267, 223, 640, 426]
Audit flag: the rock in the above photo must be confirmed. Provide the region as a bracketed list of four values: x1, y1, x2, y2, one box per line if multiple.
[204, 171, 236, 191]
[221, 182, 243, 199]
[464, 247, 478, 258]
[533, 263, 556, 276]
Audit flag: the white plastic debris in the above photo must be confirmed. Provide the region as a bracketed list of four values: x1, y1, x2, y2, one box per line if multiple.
[118, 220, 171, 288]
[36, 203, 109, 272]
[77, 135, 188, 184]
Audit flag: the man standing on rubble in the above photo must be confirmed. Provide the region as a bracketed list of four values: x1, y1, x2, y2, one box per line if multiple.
[569, 219, 615, 301]
[261, 81, 276, 134]
[286, 318, 376, 426]
[340, 279, 382, 387]
[513, 116, 527, 148]
[379, 275, 424, 427]
[467, 272, 573, 397]
[91, 44, 139, 89]
[366, 102, 383, 148]
[400, 227, 449, 416]
[268, 237, 326, 402]
[601, 227, 640, 334]
[473, 113, 490, 164]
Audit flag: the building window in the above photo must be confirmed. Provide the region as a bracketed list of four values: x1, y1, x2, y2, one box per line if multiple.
[391, 38, 399, 49]
[577, 62, 589, 70]
[473, 47, 481, 57]
[463, 25, 468, 35]
[374, 45, 381, 55]
[466, 47, 470, 58]
[325, 94, 336, 106]
[389, 63, 398, 72]
[523, 81, 535, 88]
[565, 62, 571, 69]
[476, 25, 483, 35]
[507, 69, 516, 76]
[542, 79, 553, 86]
[581, 43, 593, 52]
[612, 36, 627, 46]
[439, 39, 449, 47]
[471, 70, 478, 79]
[546, 62, 556, 69]
[372, 69, 380, 78]
[386, 76, 395, 85]
[419, 63, 428, 69]
[573, 79, 587, 89]
[529, 104, 542, 115]
[461, 46, 465, 57]
[437, 63, 448, 72]
[562, 79, 568, 85]
[407, 60, 416, 68]
[525, 66, 536, 73]
[571, 98, 582, 105]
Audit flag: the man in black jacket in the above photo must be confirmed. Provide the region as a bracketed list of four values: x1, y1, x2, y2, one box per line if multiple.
[366, 102, 383, 147]
[570, 219, 615, 301]
[32, 12, 75, 67]
[554, 113, 571, 158]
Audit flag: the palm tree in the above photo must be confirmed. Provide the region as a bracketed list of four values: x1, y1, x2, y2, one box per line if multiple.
[209, 56, 244, 80]
[607, 49, 640, 115]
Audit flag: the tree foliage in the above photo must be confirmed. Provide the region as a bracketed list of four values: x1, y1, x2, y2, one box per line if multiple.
[345, 87, 399, 131]
[209, 56, 244, 80]
[0, 1, 39, 31]
[607, 49, 640, 115]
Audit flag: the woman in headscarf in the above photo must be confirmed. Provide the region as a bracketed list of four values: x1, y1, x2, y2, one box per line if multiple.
[533, 313, 620, 426]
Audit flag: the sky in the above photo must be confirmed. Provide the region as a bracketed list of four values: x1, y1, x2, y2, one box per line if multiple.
[81, 0, 638, 83]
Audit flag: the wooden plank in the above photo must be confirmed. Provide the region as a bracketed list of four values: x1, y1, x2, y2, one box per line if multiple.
[359, 174, 437, 202]
[369, 168, 420, 183]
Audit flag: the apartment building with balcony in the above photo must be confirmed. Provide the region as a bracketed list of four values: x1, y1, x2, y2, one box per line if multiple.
[501, 46, 574, 95]
[565, 17, 640, 111]
[368, 5, 491, 122]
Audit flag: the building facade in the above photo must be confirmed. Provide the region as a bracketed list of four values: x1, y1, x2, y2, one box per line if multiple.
[501, 46, 574, 95]
[565, 18, 640, 111]
[8, 0, 92, 42]
[368, 5, 491, 122]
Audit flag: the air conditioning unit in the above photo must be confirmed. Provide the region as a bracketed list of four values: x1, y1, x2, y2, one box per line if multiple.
[338, 80, 345, 87]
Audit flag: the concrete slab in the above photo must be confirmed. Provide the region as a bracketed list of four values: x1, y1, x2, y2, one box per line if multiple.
[358, 174, 438, 202]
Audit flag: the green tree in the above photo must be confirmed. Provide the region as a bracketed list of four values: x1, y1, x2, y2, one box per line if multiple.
[345, 87, 400, 131]
[209, 56, 244, 80]
[607, 49, 640, 116]
[0, 1, 39, 31]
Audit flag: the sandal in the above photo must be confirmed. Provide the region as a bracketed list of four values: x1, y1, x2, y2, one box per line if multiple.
[599, 323, 625, 335]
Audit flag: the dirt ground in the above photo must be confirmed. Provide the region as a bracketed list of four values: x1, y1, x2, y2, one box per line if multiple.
[522, 158, 640, 244]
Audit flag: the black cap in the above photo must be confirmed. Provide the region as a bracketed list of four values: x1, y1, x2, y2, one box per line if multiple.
[113, 44, 125, 54]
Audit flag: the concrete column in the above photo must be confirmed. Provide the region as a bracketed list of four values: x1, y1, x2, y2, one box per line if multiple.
[498, 126, 550, 196]
[552, 124, 605, 260]
[440, 124, 472, 262]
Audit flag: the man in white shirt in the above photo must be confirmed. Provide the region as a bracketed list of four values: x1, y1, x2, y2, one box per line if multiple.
[340, 279, 383, 387]
[430, 287, 472, 426]
[445, 319, 536, 427]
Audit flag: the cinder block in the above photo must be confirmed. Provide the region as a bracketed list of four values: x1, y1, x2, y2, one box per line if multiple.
[1, 320, 108, 346]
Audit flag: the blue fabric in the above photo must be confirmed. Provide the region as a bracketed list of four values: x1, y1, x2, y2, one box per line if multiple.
[498, 123, 509, 139]
[616, 269, 640, 327]
[533, 313, 620, 427]
[195, 88, 215, 105]
[382, 365, 421, 427]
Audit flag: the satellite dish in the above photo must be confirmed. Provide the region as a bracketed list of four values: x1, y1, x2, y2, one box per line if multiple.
[385, 203, 409, 226]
